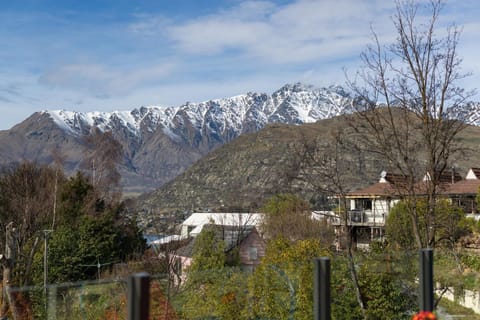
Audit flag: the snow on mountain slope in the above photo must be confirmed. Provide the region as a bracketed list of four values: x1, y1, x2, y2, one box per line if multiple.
[44, 107, 164, 136]
[13, 82, 480, 194]
[42, 83, 354, 141]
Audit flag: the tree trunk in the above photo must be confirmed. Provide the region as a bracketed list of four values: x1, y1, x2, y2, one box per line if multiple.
[341, 200, 367, 319]
[1, 222, 17, 320]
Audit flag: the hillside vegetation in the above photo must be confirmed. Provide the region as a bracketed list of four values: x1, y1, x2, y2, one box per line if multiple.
[135, 114, 480, 219]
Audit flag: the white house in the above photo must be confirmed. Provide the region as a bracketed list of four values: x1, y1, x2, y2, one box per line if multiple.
[443, 168, 480, 220]
[180, 212, 264, 238]
[334, 168, 480, 247]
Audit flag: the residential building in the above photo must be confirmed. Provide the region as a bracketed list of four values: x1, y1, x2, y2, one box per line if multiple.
[180, 212, 263, 238]
[332, 168, 476, 248]
[172, 224, 266, 285]
[443, 168, 480, 220]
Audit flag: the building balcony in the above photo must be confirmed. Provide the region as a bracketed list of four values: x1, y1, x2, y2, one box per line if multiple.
[330, 209, 386, 227]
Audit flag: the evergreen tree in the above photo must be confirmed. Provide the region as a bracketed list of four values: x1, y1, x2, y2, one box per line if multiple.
[180, 226, 226, 319]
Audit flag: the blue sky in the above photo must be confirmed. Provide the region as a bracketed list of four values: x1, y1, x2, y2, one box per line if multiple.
[1, 0, 479, 130]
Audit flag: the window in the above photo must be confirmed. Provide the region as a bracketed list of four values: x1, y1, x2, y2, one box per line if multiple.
[248, 247, 258, 260]
[363, 200, 372, 210]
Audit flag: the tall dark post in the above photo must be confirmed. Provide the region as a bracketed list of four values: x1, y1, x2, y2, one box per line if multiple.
[314, 257, 331, 320]
[419, 248, 434, 312]
[127, 272, 150, 320]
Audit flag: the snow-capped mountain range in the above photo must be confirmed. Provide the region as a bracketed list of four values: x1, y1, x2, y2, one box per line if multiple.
[1, 82, 477, 194]
[43, 83, 353, 142]
[0, 83, 342, 192]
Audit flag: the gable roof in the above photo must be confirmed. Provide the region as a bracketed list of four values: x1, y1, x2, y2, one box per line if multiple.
[348, 169, 468, 198]
[422, 170, 462, 184]
[442, 179, 480, 195]
[347, 171, 410, 198]
[380, 171, 410, 186]
[466, 168, 480, 180]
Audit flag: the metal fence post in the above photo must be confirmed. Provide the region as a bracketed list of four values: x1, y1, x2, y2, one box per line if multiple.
[314, 257, 331, 320]
[47, 284, 57, 320]
[128, 272, 150, 320]
[419, 248, 434, 312]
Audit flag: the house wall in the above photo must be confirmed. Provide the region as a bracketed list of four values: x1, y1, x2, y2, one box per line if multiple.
[238, 230, 266, 272]
[172, 255, 192, 287]
[350, 199, 357, 210]
[443, 287, 480, 314]
[373, 199, 389, 216]
[349, 198, 396, 225]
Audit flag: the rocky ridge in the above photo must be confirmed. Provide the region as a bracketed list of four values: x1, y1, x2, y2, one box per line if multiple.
[0, 83, 355, 193]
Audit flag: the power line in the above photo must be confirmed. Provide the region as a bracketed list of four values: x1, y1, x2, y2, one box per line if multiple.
[80, 259, 118, 280]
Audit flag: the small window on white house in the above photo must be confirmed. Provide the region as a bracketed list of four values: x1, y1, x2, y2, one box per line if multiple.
[248, 247, 258, 260]
[363, 200, 372, 210]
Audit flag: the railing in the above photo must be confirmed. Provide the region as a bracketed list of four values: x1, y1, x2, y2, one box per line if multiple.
[313, 249, 435, 320]
[2, 249, 479, 319]
[328, 210, 386, 226]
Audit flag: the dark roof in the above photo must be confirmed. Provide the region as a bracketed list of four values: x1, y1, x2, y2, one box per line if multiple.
[175, 238, 195, 258]
[442, 179, 480, 195]
[384, 173, 410, 186]
[347, 172, 410, 197]
[428, 170, 462, 184]
[348, 169, 464, 198]
[347, 182, 400, 197]
[176, 224, 257, 258]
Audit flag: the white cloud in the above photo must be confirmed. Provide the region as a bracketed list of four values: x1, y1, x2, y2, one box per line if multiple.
[39, 62, 176, 98]
[128, 14, 172, 36]
[161, 0, 395, 64]
[3, 0, 479, 131]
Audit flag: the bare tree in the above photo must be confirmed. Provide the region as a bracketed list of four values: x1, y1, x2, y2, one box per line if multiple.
[49, 148, 66, 230]
[347, 0, 475, 248]
[82, 128, 123, 203]
[261, 193, 335, 245]
[290, 128, 368, 318]
[0, 163, 61, 287]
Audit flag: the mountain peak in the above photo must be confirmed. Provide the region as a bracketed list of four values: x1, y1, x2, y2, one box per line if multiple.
[40, 84, 354, 138]
[42, 106, 169, 136]
[8, 83, 480, 196]
[276, 82, 314, 93]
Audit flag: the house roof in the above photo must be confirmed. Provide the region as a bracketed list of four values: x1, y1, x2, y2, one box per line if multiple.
[150, 235, 186, 245]
[442, 179, 480, 195]
[381, 172, 410, 186]
[466, 168, 480, 180]
[347, 182, 400, 198]
[176, 224, 259, 258]
[423, 170, 462, 184]
[348, 169, 467, 198]
[347, 171, 410, 198]
[182, 213, 263, 228]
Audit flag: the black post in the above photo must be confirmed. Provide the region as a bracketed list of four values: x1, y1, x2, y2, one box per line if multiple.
[128, 272, 150, 320]
[314, 257, 331, 320]
[419, 248, 434, 312]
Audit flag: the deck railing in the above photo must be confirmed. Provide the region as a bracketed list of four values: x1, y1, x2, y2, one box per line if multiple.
[2, 248, 478, 319]
[327, 209, 386, 226]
